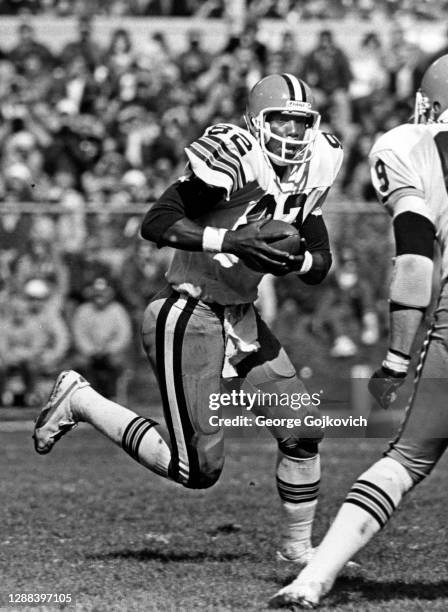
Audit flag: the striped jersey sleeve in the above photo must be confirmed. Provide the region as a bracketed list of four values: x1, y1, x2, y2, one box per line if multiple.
[185, 124, 259, 198]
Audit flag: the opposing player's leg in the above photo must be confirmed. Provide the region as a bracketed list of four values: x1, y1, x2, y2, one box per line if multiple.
[34, 290, 226, 490]
[270, 293, 448, 607]
[238, 311, 323, 565]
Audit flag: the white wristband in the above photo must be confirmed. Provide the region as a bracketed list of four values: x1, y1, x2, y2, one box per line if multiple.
[297, 250, 313, 275]
[382, 350, 410, 374]
[202, 226, 228, 253]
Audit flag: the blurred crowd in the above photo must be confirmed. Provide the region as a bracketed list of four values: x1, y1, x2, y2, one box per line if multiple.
[0, 10, 444, 404]
[2, 0, 448, 21]
[0, 15, 440, 207]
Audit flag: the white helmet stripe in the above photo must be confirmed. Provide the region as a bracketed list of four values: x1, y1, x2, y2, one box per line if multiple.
[282, 73, 306, 101]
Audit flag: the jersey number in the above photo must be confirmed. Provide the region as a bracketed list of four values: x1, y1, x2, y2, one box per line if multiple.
[249, 193, 307, 221]
[374, 159, 389, 193]
[208, 125, 253, 156]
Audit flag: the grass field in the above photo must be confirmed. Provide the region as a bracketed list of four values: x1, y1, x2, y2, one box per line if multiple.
[1, 417, 448, 612]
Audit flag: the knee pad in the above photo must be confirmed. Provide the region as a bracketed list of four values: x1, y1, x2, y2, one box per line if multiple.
[278, 437, 319, 459]
[386, 443, 437, 485]
[361, 457, 414, 504]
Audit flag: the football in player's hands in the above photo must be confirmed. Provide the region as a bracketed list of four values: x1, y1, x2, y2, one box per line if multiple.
[246, 219, 302, 274]
[259, 220, 302, 254]
[222, 217, 303, 275]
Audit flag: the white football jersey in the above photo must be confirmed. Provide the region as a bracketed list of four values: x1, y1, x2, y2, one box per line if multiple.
[166, 123, 343, 305]
[369, 122, 448, 278]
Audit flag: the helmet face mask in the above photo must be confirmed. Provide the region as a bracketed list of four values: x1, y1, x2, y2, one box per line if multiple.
[245, 74, 321, 167]
[414, 90, 432, 124]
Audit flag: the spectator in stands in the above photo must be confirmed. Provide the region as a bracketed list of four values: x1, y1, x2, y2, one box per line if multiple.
[59, 14, 103, 72]
[316, 248, 380, 358]
[177, 28, 211, 83]
[64, 236, 114, 307]
[72, 276, 132, 399]
[304, 29, 352, 132]
[350, 32, 388, 113]
[59, 54, 101, 115]
[383, 23, 423, 102]
[104, 27, 135, 76]
[44, 106, 104, 184]
[222, 19, 268, 70]
[24, 278, 70, 376]
[270, 30, 303, 77]
[137, 30, 173, 76]
[3, 109, 46, 179]
[119, 238, 171, 328]
[48, 168, 87, 254]
[8, 22, 54, 73]
[12, 232, 69, 312]
[0, 296, 41, 406]
[0, 196, 32, 283]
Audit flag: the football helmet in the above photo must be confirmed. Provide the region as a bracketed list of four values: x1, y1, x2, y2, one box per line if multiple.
[245, 73, 320, 166]
[415, 54, 448, 124]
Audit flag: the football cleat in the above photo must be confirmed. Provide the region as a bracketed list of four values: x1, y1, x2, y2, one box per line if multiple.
[33, 370, 90, 455]
[269, 577, 327, 609]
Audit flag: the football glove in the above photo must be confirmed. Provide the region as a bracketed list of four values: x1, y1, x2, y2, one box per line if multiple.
[368, 366, 406, 410]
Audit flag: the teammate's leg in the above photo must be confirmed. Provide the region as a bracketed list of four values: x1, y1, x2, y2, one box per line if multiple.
[270, 291, 448, 606]
[238, 311, 323, 564]
[34, 291, 226, 489]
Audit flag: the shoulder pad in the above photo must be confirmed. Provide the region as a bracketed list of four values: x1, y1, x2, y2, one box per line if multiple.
[320, 131, 343, 150]
[185, 123, 264, 197]
[370, 124, 423, 159]
[313, 131, 344, 182]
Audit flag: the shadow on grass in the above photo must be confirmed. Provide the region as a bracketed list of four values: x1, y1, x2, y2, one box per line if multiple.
[331, 575, 448, 603]
[86, 548, 251, 563]
[269, 574, 448, 607]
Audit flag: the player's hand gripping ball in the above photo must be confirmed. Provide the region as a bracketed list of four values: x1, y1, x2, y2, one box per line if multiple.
[259, 219, 302, 254]
[248, 219, 303, 275]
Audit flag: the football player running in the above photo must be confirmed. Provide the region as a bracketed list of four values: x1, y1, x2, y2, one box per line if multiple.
[34, 73, 342, 565]
[270, 55, 448, 608]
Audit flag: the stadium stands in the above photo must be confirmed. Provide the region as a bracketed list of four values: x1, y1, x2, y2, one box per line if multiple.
[0, 7, 440, 404]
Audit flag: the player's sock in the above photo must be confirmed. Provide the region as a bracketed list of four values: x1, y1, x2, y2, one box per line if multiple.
[71, 386, 171, 478]
[297, 457, 414, 589]
[276, 452, 320, 560]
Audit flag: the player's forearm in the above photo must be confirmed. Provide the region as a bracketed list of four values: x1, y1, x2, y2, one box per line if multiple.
[152, 217, 230, 252]
[382, 208, 435, 372]
[297, 213, 332, 284]
[141, 177, 225, 247]
[154, 217, 206, 251]
[388, 307, 424, 357]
